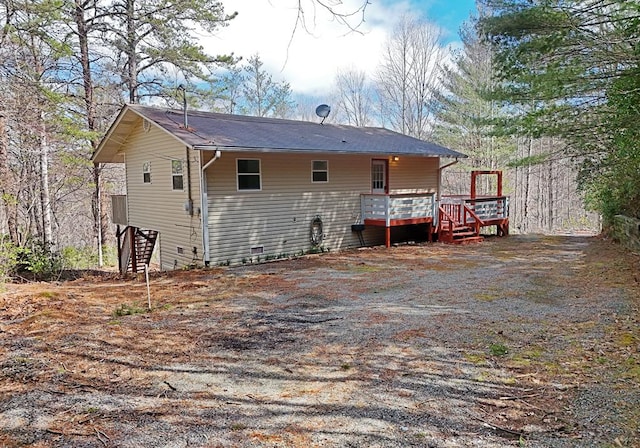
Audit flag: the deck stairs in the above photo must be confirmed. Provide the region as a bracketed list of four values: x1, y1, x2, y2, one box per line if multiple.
[438, 204, 484, 244]
[118, 227, 158, 273]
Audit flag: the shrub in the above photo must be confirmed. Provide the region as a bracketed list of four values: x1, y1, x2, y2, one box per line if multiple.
[14, 240, 64, 280]
[0, 237, 64, 281]
[0, 236, 19, 282]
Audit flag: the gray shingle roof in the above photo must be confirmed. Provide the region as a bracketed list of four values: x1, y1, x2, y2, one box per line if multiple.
[93, 104, 466, 163]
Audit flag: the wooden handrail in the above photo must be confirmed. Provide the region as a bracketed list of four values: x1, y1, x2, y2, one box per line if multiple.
[464, 195, 508, 203]
[439, 206, 458, 226]
[438, 205, 459, 241]
[463, 204, 485, 235]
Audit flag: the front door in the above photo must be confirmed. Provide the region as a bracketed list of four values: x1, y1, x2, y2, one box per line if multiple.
[371, 159, 388, 194]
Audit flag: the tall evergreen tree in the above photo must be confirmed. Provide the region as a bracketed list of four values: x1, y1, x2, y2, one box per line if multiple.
[434, 19, 514, 171]
[103, 0, 237, 103]
[241, 54, 295, 118]
[478, 0, 640, 222]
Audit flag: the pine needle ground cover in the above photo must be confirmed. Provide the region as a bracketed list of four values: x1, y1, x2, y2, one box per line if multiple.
[0, 235, 638, 447]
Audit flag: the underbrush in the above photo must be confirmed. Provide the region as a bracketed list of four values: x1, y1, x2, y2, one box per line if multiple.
[0, 236, 116, 282]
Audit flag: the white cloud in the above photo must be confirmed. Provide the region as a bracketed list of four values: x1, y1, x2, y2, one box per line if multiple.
[205, 0, 414, 95]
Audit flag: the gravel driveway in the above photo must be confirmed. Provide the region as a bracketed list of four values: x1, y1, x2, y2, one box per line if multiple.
[1, 234, 639, 447]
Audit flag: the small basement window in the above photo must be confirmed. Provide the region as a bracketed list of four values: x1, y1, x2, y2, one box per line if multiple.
[237, 159, 261, 191]
[312, 160, 328, 182]
[171, 159, 184, 191]
[142, 161, 151, 183]
[250, 246, 264, 255]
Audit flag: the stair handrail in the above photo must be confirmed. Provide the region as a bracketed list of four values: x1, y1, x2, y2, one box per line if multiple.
[463, 204, 485, 236]
[438, 205, 460, 242]
[137, 230, 158, 268]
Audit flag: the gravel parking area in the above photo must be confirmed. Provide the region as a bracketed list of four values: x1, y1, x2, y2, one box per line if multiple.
[1, 235, 639, 447]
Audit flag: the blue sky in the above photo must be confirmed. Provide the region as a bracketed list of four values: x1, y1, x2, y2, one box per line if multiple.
[211, 0, 477, 94]
[415, 0, 477, 41]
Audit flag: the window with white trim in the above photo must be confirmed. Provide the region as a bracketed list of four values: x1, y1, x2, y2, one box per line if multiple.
[237, 159, 261, 190]
[142, 161, 151, 183]
[312, 160, 328, 182]
[171, 159, 184, 191]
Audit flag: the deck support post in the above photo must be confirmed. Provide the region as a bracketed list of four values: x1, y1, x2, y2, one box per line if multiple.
[129, 226, 137, 274]
[116, 225, 122, 273]
[385, 227, 391, 248]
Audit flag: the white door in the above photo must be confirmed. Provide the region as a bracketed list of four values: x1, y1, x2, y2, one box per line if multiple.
[371, 160, 387, 194]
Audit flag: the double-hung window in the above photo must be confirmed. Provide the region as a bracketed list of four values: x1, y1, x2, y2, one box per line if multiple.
[142, 161, 151, 183]
[312, 160, 328, 182]
[237, 159, 261, 191]
[171, 160, 184, 191]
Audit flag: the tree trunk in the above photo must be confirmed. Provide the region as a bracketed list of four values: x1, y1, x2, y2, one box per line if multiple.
[0, 113, 19, 244]
[127, 0, 137, 103]
[93, 165, 103, 266]
[523, 137, 532, 233]
[39, 113, 52, 246]
[74, 0, 103, 265]
[548, 154, 554, 232]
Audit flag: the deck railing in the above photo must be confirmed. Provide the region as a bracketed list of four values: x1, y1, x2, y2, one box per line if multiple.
[464, 196, 509, 222]
[442, 196, 509, 223]
[361, 193, 436, 226]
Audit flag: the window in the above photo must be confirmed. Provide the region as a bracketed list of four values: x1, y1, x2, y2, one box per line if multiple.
[142, 161, 151, 183]
[237, 159, 261, 190]
[312, 160, 328, 182]
[171, 159, 184, 191]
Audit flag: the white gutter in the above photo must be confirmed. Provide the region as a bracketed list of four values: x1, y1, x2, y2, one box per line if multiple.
[199, 149, 221, 265]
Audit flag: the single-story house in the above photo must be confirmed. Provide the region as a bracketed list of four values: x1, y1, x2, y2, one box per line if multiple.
[92, 104, 480, 272]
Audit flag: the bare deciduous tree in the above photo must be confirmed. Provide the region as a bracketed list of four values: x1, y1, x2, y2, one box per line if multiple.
[376, 15, 445, 139]
[333, 68, 374, 126]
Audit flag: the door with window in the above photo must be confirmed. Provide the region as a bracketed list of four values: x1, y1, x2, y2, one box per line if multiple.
[371, 159, 388, 194]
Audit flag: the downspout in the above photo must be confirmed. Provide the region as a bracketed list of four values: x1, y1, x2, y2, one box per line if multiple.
[185, 146, 193, 214]
[199, 149, 221, 266]
[438, 158, 459, 201]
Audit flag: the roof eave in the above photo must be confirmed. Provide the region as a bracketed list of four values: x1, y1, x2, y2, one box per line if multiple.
[192, 144, 466, 158]
[92, 105, 196, 164]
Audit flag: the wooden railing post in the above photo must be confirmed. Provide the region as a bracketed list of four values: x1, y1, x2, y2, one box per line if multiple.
[384, 195, 391, 227]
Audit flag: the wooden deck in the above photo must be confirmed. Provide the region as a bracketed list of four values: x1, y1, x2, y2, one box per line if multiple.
[441, 195, 510, 237]
[361, 193, 436, 247]
[359, 192, 509, 247]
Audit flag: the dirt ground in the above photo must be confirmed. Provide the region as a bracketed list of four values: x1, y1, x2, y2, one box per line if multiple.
[1, 234, 639, 448]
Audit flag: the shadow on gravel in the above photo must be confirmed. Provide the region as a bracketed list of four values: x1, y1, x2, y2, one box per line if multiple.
[1, 235, 638, 447]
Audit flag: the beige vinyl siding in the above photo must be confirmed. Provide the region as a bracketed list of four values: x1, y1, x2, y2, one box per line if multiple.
[124, 120, 203, 270]
[205, 152, 439, 266]
[388, 156, 439, 194]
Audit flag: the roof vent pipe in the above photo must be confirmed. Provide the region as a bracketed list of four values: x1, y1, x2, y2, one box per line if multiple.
[177, 84, 188, 129]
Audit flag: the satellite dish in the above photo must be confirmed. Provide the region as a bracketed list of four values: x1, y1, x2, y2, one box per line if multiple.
[315, 104, 331, 124]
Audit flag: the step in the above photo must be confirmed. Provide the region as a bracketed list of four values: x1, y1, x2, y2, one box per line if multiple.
[452, 231, 477, 238]
[450, 236, 484, 245]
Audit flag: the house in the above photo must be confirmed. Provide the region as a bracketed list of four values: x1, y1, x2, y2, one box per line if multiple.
[92, 104, 507, 273]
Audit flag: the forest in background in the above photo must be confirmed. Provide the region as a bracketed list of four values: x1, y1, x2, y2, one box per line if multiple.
[1, 0, 635, 278]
